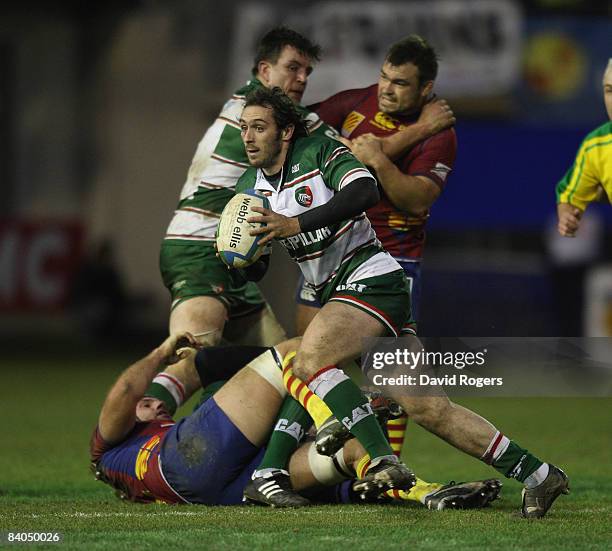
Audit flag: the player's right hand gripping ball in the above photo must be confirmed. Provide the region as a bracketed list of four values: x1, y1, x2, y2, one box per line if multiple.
[216, 190, 270, 268]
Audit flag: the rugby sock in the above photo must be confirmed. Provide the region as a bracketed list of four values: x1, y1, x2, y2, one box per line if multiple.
[355, 454, 372, 479]
[524, 463, 550, 489]
[282, 353, 333, 429]
[195, 345, 268, 387]
[483, 431, 544, 484]
[308, 366, 394, 460]
[387, 415, 408, 458]
[257, 396, 312, 471]
[144, 373, 185, 415]
[300, 480, 359, 504]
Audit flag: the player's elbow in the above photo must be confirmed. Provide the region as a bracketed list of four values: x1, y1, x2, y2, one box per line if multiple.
[242, 255, 270, 282]
[393, 198, 430, 218]
[403, 203, 429, 218]
[361, 180, 380, 210]
[394, 188, 439, 217]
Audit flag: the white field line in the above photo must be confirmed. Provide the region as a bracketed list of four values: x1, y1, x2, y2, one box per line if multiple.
[15, 506, 384, 519]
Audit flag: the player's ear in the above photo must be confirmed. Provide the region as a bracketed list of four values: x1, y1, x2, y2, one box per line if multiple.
[281, 124, 295, 142]
[420, 80, 434, 99]
[257, 60, 272, 84]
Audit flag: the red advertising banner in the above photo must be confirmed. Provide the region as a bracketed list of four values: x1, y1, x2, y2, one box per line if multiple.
[0, 220, 84, 311]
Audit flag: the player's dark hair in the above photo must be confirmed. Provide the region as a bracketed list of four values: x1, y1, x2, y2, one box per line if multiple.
[252, 26, 321, 76]
[244, 87, 309, 140]
[385, 35, 438, 85]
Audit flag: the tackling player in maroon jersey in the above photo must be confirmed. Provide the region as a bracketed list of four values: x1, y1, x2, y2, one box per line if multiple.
[296, 35, 456, 335]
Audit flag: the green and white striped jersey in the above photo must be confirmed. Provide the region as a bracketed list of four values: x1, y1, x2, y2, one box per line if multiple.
[164, 79, 335, 243]
[235, 136, 402, 299]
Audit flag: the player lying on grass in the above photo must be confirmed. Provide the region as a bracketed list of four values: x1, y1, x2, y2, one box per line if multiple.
[90, 333, 500, 508]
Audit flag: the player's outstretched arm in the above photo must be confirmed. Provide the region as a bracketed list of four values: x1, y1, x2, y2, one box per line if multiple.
[557, 202, 584, 237]
[97, 332, 197, 444]
[381, 99, 455, 160]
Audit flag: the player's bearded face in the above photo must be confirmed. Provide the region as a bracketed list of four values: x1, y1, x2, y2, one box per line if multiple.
[240, 106, 284, 170]
[136, 398, 172, 422]
[377, 61, 429, 115]
[259, 46, 313, 104]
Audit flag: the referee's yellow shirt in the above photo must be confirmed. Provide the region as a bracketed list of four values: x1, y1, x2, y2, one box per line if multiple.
[557, 121, 612, 210]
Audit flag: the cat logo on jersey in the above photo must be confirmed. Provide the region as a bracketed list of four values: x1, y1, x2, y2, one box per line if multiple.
[295, 185, 313, 207]
[372, 111, 397, 131]
[370, 112, 411, 132]
[135, 435, 161, 480]
[341, 111, 365, 137]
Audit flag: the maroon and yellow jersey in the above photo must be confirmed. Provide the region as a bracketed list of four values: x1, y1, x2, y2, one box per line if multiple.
[90, 421, 184, 504]
[311, 84, 456, 260]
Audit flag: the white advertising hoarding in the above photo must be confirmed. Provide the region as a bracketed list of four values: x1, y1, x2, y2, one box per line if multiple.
[229, 0, 523, 103]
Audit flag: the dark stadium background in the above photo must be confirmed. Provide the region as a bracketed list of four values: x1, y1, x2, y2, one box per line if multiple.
[1, 0, 611, 347]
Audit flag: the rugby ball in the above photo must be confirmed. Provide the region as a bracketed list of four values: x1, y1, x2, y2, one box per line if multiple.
[216, 190, 270, 268]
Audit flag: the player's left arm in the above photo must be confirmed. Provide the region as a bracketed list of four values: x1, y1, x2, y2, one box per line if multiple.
[292, 143, 380, 232]
[248, 179, 377, 244]
[379, 99, 456, 160]
[556, 147, 602, 236]
[248, 143, 379, 244]
[352, 129, 456, 216]
[97, 333, 197, 444]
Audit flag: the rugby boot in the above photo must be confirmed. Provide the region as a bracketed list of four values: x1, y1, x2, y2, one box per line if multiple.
[521, 464, 569, 518]
[315, 391, 402, 456]
[365, 389, 404, 418]
[243, 469, 311, 508]
[353, 456, 416, 500]
[315, 416, 352, 456]
[424, 479, 502, 510]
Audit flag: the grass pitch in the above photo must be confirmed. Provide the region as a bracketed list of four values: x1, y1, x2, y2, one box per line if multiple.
[1, 346, 611, 550]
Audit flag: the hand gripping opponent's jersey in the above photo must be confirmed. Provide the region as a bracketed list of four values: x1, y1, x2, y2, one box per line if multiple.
[311, 84, 457, 261]
[164, 79, 337, 244]
[90, 421, 185, 504]
[235, 135, 402, 303]
[556, 121, 612, 210]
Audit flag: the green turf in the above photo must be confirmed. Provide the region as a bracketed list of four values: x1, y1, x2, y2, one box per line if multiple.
[1, 351, 611, 550]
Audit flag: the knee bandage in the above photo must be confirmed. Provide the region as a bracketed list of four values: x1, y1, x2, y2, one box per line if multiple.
[247, 348, 286, 397]
[307, 443, 353, 485]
